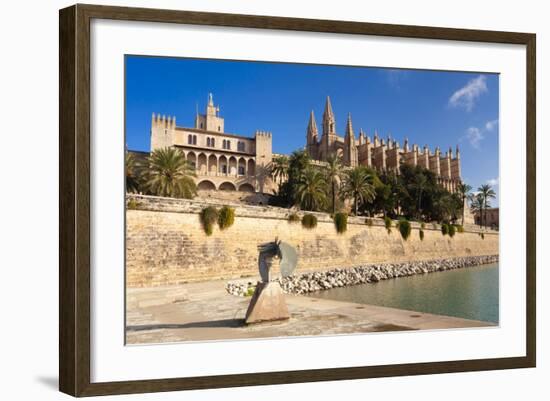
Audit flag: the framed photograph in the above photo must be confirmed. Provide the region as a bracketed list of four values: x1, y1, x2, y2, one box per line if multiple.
[59, 4, 536, 397]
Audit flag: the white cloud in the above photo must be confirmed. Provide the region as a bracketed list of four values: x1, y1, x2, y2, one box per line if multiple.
[449, 75, 488, 111]
[384, 69, 408, 89]
[465, 127, 484, 149]
[485, 119, 499, 131]
[461, 118, 498, 150]
[486, 177, 499, 186]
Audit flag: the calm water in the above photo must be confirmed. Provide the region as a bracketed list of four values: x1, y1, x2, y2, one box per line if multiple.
[306, 263, 499, 323]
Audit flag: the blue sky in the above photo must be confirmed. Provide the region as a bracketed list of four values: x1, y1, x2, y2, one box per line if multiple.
[126, 55, 499, 205]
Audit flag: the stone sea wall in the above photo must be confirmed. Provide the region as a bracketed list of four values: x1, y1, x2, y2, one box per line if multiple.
[126, 194, 499, 288]
[226, 255, 499, 296]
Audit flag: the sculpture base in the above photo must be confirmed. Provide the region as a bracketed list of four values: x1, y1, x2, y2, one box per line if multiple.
[245, 281, 290, 324]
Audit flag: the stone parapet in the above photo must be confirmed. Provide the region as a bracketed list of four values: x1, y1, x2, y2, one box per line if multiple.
[126, 195, 499, 287]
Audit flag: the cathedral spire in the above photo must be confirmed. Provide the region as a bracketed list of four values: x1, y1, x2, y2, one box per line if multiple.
[322, 96, 336, 137]
[358, 128, 365, 145]
[344, 113, 357, 167]
[323, 96, 334, 120]
[307, 110, 318, 144]
[345, 113, 354, 139]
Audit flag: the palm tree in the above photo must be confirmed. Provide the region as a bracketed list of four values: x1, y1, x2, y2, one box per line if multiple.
[340, 166, 376, 216]
[457, 183, 473, 225]
[324, 155, 343, 214]
[141, 147, 197, 198]
[269, 155, 289, 188]
[407, 170, 427, 220]
[288, 149, 310, 178]
[477, 184, 496, 229]
[470, 193, 484, 228]
[125, 151, 140, 193]
[295, 167, 327, 211]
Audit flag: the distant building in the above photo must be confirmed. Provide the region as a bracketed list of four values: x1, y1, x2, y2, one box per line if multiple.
[306, 96, 463, 192]
[148, 93, 274, 194]
[474, 208, 499, 229]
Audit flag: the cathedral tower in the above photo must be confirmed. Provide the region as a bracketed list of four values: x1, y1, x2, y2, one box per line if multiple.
[306, 110, 319, 159]
[195, 93, 225, 132]
[321, 96, 338, 157]
[343, 113, 358, 167]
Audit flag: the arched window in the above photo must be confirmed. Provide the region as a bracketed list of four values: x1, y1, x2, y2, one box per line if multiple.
[206, 138, 211, 147]
[188, 134, 193, 145]
[211, 138, 215, 147]
[238, 141, 245, 152]
[193, 135, 197, 145]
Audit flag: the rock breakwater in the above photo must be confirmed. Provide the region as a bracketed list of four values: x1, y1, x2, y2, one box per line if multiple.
[225, 255, 498, 297]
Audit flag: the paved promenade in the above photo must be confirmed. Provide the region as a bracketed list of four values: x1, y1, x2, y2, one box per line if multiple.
[126, 280, 494, 345]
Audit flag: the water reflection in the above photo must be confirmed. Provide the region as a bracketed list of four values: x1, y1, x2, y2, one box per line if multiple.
[305, 263, 499, 323]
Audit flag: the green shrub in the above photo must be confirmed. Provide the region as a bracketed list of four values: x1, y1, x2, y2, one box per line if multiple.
[481, 232, 485, 240]
[384, 216, 392, 233]
[456, 224, 464, 233]
[127, 198, 141, 210]
[334, 212, 348, 234]
[301, 213, 318, 229]
[397, 219, 411, 240]
[217, 206, 235, 230]
[200, 206, 218, 236]
[441, 223, 449, 236]
[419, 229, 425, 241]
[365, 218, 373, 227]
[288, 213, 300, 223]
[420, 222, 426, 229]
[448, 224, 456, 238]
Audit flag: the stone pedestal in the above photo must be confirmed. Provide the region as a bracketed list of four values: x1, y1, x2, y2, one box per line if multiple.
[245, 281, 290, 324]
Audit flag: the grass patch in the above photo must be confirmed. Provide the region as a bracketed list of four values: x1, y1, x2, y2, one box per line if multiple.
[200, 206, 218, 236]
[301, 213, 318, 229]
[288, 213, 300, 223]
[397, 219, 411, 240]
[448, 224, 456, 238]
[334, 212, 348, 234]
[217, 206, 235, 230]
[384, 216, 392, 234]
[127, 198, 141, 210]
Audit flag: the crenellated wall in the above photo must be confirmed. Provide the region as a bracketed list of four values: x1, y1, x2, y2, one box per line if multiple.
[126, 195, 499, 288]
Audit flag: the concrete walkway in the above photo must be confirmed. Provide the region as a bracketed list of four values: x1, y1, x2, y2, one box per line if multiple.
[126, 280, 494, 345]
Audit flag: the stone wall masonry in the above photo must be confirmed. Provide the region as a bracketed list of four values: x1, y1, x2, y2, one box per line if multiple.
[126, 195, 499, 288]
